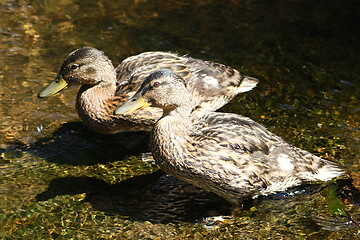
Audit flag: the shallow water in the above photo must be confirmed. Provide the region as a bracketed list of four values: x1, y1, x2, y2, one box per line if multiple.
[1, 0, 359, 239]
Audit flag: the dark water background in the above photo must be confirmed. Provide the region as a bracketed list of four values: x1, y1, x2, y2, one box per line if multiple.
[0, 0, 359, 239]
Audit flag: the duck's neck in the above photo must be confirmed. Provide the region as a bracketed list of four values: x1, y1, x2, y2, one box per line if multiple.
[162, 104, 192, 120]
[76, 81, 117, 124]
[151, 104, 193, 164]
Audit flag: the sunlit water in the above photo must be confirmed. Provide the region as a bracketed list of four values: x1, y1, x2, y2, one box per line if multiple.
[0, 0, 359, 239]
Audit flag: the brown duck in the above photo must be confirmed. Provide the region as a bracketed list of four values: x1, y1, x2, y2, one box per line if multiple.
[38, 47, 258, 134]
[115, 69, 344, 204]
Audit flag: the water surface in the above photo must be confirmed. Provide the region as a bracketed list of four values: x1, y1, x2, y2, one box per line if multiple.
[0, 0, 359, 239]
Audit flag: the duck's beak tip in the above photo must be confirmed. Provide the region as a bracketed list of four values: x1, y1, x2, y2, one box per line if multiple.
[114, 93, 150, 115]
[38, 76, 68, 98]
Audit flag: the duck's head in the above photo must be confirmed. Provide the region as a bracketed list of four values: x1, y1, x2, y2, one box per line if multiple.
[115, 69, 190, 115]
[38, 47, 115, 98]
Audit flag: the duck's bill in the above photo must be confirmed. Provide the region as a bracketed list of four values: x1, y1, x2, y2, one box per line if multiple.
[114, 92, 151, 114]
[38, 75, 68, 98]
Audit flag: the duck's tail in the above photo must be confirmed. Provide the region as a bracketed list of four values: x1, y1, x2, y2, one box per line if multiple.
[298, 154, 345, 182]
[236, 76, 259, 93]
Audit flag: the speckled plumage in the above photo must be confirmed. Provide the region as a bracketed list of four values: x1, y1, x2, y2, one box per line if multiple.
[116, 69, 344, 204]
[39, 47, 258, 134]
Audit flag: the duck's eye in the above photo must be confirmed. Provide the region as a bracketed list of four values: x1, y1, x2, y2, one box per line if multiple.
[153, 82, 160, 88]
[70, 64, 79, 70]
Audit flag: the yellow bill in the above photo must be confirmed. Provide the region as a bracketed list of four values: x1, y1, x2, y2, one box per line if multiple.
[38, 75, 68, 98]
[115, 92, 151, 114]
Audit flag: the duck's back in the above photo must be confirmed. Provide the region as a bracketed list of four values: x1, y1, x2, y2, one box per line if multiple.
[115, 52, 258, 114]
[158, 112, 344, 203]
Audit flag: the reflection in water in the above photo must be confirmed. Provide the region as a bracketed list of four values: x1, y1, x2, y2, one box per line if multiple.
[0, 0, 359, 239]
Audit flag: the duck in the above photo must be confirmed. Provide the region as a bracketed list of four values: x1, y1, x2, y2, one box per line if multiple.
[115, 69, 344, 204]
[38, 47, 259, 134]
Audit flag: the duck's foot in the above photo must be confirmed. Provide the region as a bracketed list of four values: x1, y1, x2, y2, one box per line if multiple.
[197, 215, 234, 230]
[141, 152, 155, 164]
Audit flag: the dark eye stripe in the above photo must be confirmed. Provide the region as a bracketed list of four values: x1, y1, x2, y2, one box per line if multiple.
[140, 80, 176, 96]
[141, 85, 153, 95]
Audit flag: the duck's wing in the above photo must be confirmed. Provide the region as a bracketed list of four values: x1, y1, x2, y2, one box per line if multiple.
[183, 59, 258, 114]
[114, 52, 185, 97]
[183, 114, 280, 198]
[192, 112, 344, 182]
[192, 113, 276, 155]
[114, 52, 259, 113]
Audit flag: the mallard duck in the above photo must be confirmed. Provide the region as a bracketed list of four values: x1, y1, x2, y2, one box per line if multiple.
[38, 47, 258, 134]
[115, 69, 344, 204]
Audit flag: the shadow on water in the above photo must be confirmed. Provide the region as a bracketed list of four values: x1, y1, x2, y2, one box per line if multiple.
[24, 122, 151, 166]
[21, 122, 231, 223]
[35, 170, 232, 224]
[34, 161, 360, 226]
